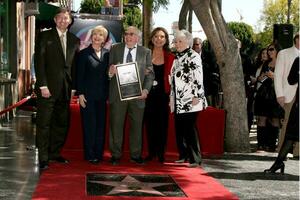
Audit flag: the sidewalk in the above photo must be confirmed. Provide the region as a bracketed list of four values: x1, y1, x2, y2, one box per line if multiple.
[203, 128, 299, 199]
[203, 152, 299, 199]
[0, 111, 299, 200]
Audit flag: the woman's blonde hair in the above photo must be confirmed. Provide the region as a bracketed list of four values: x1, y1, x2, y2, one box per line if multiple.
[91, 25, 108, 40]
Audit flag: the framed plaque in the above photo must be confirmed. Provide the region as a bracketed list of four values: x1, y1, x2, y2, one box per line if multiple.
[115, 62, 142, 101]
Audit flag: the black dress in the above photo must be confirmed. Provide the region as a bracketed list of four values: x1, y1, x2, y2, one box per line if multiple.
[144, 64, 169, 159]
[254, 63, 284, 118]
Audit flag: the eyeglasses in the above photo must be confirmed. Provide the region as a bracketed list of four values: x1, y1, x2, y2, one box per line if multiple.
[268, 47, 275, 51]
[193, 43, 200, 46]
[124, 32, 135, 36]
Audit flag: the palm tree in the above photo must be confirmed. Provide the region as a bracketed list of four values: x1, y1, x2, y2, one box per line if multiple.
[142, 0, 169, 46]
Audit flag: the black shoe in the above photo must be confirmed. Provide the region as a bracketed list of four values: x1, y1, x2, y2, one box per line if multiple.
[175, 158, 188, 163]
[188, 162, 200, 168]
[257, 146, 264, 151]
[145, 155, 153, 161]
[265, 146, 276, 152]
[158, 155, 165, 163]
[110, 157, 120, 165]
[130, 157, 144, 164]
[89, 159, 100, 165]
[50, 156, 69, 164]
[291, 156, 299, 160]
[39, 161, 49, 170]
[264, 161, 285, 174]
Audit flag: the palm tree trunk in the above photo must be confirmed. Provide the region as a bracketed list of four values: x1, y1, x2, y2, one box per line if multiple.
[142, 0, 153, 47]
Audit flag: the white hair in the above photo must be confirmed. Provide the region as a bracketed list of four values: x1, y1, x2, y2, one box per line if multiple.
[126, 26, 141, 38]
[174, 29, 193, 47]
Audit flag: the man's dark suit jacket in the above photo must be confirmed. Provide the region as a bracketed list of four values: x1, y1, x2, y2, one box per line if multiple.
[35, 28, 80, 99]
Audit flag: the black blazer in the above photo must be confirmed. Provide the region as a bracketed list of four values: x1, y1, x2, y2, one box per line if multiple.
[35, 28, 80, 99]
[76, 45, 110, 100]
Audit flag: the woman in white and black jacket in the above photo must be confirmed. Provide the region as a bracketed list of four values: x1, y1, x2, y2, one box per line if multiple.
[170, 30, 207, 167]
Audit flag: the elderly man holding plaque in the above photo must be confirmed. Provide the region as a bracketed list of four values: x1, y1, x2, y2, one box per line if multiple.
[108, 26, 154, 165]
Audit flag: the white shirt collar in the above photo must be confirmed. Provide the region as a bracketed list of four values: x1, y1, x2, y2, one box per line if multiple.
[56, 28, 67, 37]
[124, 45, 137, 63]
[126, 44, 137, 50]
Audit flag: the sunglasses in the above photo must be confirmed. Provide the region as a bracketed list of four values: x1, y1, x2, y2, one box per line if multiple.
[268, 47, 275, 51]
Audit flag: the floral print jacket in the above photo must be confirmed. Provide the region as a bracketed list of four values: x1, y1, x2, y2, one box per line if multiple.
[170, 48, 207, 114]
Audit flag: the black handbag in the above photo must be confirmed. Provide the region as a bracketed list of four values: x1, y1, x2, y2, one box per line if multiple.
[255, 78, 275, 101]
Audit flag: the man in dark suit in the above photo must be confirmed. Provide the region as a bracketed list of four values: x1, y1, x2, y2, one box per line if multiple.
[108, 26, 154, 165]
[34, 8, 80, 170]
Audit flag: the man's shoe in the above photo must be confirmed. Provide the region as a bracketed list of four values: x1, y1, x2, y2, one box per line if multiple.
[89, 159, 100, 165]
[175, 158, 186, 163]
[110, 157, 120, 165]
[130, 157, 144, 164]
[188, 162, 200, 168]
[39, 161, 49, 170]
[145, 155, 153, 161]
[51, 156, 69, 164]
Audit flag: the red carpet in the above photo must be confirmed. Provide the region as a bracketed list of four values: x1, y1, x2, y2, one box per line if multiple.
[64, 103, 226, 157]
[32, 150, 238, 200]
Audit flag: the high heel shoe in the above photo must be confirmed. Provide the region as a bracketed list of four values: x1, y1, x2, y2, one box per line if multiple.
[264, 161, 285, 174]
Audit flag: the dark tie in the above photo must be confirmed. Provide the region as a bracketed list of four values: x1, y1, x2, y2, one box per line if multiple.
[126, 48, 133, 63]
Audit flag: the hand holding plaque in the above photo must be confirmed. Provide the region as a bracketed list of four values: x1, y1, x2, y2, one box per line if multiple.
[115, 62, 142, 101]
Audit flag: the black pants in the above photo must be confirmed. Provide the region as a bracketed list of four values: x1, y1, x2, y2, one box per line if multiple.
[174, 112, 201, 164]
[36, 96, 70, 162]
[80, 99, 106, 160]
[144, 92, 169, 158]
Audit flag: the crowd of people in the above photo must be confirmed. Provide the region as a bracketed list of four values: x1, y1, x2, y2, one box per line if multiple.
[244, 34, 299, 173]
[33, 8, 299, 174]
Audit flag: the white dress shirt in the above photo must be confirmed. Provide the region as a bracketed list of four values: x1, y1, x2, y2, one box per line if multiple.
[123, 45, 137, 63]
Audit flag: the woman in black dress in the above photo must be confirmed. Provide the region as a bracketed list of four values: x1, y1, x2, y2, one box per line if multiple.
[252, 48, 268, 150]
[144, 27, 175, 163]
[254, 43, 284, 152]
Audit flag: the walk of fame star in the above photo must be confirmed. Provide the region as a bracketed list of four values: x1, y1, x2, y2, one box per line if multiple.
[86, 173, 186, 197]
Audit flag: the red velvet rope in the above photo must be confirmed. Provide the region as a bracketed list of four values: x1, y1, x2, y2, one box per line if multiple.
[0, 95, 33, 116]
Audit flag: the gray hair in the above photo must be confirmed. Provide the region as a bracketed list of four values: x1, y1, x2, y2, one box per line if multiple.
[193, 37, 202, 44]
[174, 29, 193, 47]
[126, 26, 142, 38]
